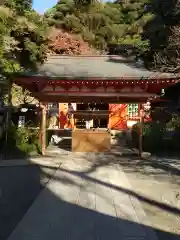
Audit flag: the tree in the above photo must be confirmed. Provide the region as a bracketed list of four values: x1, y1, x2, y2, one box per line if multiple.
[45, 0, 151, 52]
[0, 2, 49, 110]
[117, 0, 152, 55]
[0, 2, 49, 155]
[0, 4, 49, 78]
[142, 0, 180, 72]
[11, 84, 38, 106]
[5, 0, 32, 15]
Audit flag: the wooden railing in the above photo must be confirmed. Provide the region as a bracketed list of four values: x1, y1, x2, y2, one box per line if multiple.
[74, 110, 109, 119]
[73, 110, 140, 121]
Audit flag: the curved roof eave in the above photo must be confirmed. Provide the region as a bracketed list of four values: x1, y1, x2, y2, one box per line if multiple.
[17, 55, 177, 80]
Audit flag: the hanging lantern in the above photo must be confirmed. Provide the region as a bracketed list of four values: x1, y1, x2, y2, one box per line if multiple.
[161, 88, 165, 95]
[21, 108, 28, 113]
[143, 101, 151, 111]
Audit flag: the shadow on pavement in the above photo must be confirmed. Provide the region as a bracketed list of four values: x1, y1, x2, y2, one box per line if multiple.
[58, 167, 180, 216]
[57, 138, 72, 151]
[77, 151, 180, 184]
[7, 179, 180, 240]
[0, 165, 57, 240]
[1, 154, 180, 240]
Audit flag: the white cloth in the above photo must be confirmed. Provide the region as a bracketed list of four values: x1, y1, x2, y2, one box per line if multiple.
[86, 120, 91, 129]
[51, 135, 62, 144]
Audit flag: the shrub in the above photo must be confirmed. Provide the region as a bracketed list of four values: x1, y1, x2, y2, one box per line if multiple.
[131, 121, 164, 153]
[131, 119, 180, 154]
[1, 124, 41, 156]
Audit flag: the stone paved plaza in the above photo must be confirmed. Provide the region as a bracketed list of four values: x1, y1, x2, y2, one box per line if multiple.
[3, 148, 179, 240]
[6, 151, 162, 240]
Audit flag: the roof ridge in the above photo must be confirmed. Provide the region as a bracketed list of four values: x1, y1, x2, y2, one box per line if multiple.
[48, 54, 118, 58]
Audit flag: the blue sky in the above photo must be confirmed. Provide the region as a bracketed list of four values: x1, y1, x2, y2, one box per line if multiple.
[33, 0, 111, 14]
[33, 0, 59, 14]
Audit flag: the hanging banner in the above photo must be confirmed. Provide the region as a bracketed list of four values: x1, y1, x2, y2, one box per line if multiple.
[108, 104, 127, 130]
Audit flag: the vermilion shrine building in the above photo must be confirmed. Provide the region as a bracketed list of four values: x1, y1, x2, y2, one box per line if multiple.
[13, 55, 179, 153]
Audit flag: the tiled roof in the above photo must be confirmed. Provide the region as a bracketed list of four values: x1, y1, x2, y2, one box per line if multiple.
[23, 55, 174, 80]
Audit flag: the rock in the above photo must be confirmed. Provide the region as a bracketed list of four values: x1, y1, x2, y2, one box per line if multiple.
[141, 152, 151, 158]
[113, 151, 123, 156]
[110, 138, 118, 145]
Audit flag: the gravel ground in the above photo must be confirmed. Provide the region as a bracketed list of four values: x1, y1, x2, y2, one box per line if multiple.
[0, 164, 58, 240]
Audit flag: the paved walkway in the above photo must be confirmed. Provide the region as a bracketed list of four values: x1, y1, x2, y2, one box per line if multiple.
[8, 152, 158, 240]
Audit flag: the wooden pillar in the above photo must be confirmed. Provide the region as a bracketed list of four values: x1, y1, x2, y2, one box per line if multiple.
[139, 108, 144, 158]
[73, 118, 76, 131]
[58, 103, 61, 129]
[40, 104, 46, 156]
[5, 77, 12, 159]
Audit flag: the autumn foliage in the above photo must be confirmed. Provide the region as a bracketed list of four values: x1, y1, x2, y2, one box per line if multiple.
[48, 28, 97, 55]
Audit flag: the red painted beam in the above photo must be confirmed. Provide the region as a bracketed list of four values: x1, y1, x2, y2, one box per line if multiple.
[13, 76, 180, 103]
[32, 94, 150, 103]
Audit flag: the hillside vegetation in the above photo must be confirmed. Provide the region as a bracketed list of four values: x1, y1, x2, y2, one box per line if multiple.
[45, 0, 150, 54]
[45, 0, 180, 72]
[48, 28, 99, 55]
[0, 0, 180, 75]
[1, 0, 48, 76]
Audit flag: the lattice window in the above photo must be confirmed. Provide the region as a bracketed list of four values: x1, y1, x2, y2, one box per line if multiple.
[18, 116, 25, 127]
[47, 103, 58, 109]
[127, 104, 139, 118]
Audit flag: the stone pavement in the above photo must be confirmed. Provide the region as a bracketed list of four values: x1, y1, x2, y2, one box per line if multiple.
[117, 155, 180, 236]
[7, 152, 159, 240]
[0, 144, 69, 167]
[0, 164, 58, 240]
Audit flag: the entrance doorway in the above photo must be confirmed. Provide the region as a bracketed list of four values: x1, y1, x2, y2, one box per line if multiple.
[76, 103, 109, 129]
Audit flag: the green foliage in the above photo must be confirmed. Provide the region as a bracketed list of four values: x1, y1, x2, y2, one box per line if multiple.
[166, 116, 180, 129]
[62, 14, 82, 33]
[142, 0, 180, 72]
[131, 119, 180, 154]
[44, 0, 180, 71]
[15, 127, 40, 153]
[132, 122, 164, 152]
[45, 0, 151, 51]
[0, 3, 49, 86]
[0, 123, 53, 156]
[1, 124, 41, 155]
[5, 0, 32, 15]
[0, 2, 49, 156]
[118, 34, 149, 56]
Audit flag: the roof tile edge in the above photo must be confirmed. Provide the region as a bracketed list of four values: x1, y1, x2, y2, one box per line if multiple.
[48, 54, 117, 58]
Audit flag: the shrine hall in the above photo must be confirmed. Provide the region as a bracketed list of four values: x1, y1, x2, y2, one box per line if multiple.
[14, 55, 180, 153]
